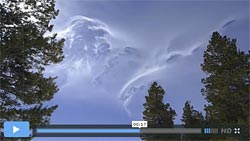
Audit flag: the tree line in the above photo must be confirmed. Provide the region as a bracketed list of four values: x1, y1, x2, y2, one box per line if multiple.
[142, 32, 249, 141]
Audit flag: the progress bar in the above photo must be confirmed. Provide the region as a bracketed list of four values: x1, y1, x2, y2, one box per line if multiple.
[141, 128, 201, 134]
[34, 125, 201, 137]
[37, 129, 140, 134]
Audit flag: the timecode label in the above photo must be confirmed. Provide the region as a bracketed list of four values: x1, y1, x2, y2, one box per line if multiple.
[132, 121, 148, 128]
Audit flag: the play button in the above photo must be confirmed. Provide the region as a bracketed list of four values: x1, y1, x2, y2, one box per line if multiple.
[13, 126, 20, 134]
[4, 121, 30, 137]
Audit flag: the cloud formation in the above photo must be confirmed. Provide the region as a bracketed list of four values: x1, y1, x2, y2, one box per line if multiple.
[45, 13, 247, 123]
[45, 16, 142, 123]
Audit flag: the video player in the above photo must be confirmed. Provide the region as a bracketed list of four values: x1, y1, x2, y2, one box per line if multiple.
[0, 0, 249, 141]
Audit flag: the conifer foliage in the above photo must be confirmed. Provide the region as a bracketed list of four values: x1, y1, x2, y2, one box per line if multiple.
[0, 0, 64, 129]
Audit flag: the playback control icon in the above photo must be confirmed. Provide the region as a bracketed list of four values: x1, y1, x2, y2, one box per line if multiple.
[234, 128, 240, 134]
[204, 128, 218, 134]
[4, 121, 30, 137]
[204, 128, 210, 134]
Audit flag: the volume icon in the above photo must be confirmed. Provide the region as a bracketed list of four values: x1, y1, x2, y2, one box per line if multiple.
[204, 128, 211, 134]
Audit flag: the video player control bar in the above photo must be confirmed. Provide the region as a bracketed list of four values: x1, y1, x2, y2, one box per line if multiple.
[2, 121, 247, 138]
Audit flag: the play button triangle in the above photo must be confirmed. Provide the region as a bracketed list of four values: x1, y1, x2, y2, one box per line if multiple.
[13, 126, 20, 134]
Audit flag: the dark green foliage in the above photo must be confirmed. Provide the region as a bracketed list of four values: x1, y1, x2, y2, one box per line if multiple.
[182, 101, 204, 127]
[142, 82, 176, 140]
[201, 32, 249, 125]
[181, 101, 206, 140]
[0, 0, 64, 138]
[201, 32, 249, 139]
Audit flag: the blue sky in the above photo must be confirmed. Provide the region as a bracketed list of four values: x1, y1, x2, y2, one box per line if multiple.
[34, 0, 249, 140]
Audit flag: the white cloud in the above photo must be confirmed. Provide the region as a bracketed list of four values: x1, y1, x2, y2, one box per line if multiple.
[118, 18, 239, 118]
[45, 16, 141, 103]
[45, 14, 241, 122]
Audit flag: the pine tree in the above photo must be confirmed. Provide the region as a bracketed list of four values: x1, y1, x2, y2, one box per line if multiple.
[0, 0, 64, 136]
[182, 101, 204, 127]
[142, 82, 176, 140]
[201, 32, 249, 139]
[181, 101, 205, 140]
